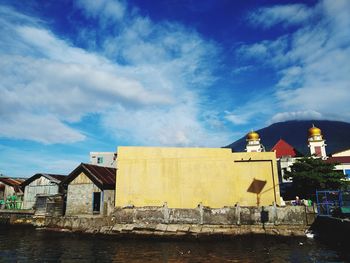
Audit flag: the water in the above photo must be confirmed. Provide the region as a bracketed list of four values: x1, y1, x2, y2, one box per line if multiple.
[0, 226, 349, 262]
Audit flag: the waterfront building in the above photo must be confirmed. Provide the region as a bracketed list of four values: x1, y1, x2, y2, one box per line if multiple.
[90, 152, 117, 168]
[325, 148, 350, 179]
[115, 147, 281, 208]
[0, 177, 24, 209]
[62, 163, 116, 216]
[21, 173, 66, 210]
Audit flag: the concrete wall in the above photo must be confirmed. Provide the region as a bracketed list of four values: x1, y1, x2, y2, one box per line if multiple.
[65, 172, 114, 216]
[90, 152, 116, 168]
[115, 147, 281, 208]
[23, 177, 59, 209]
[111, 205, 309, 226]
[39, 205, 313, 238]
[104, 190, 115, 216]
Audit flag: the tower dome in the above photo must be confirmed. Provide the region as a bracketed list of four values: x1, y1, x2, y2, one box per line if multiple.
[308, 125, 322, 137]
[246, 131, 260, 141]
[308, 124, 327, 159]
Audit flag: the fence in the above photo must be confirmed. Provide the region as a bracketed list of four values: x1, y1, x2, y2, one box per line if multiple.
[316, 190, 350, 216]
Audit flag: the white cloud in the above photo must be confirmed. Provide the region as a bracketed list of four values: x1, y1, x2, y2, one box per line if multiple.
[237, 36, 289, 67]
[101, 101, 231, 147]
[0, 144, 84, 177]
[224, 113, 248, 125]
[248, 3, 312, 28]
[0, 113, 85, 144]
[270, 110, 323, 123]
[0, 3, 230, 147]
[238, 0, 350, 125]
[75, 0, 126, 23]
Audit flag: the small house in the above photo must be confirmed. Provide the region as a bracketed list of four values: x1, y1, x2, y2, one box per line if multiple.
[61, 163, 116, 216]
[22, 173, 66, 211]
[0, 177, 24, 209]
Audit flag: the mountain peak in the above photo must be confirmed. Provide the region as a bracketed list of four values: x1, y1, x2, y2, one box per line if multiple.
[225, 120, 350, 155]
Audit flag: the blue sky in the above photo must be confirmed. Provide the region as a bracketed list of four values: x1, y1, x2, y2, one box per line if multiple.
[0, 0, 349, 177]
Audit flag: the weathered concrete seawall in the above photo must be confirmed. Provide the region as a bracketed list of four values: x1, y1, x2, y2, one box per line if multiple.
[40, 205, 315, 238]
[0, 210, 34, 224]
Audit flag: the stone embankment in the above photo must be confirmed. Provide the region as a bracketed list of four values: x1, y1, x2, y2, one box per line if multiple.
[38, 205, 315, 238]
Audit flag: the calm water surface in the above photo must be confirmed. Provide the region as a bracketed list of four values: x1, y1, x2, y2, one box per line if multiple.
[0, 225, 349, 262]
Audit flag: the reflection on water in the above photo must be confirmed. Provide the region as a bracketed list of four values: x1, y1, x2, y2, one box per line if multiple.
[0, 225, 349, 262]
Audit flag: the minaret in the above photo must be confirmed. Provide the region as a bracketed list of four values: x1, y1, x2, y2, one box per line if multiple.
[308, 124, 327, 159]
[246, 131, 264, 152]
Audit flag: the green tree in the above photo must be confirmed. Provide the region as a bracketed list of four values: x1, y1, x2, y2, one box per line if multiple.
[284, 157, 347, 199]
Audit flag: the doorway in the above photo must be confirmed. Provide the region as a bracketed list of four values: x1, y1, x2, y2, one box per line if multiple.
[93, 192, 101, 213]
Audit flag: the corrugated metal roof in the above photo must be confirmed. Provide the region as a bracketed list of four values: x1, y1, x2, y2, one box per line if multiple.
[0, 177, 24, 187]
[0, 177, 24, 193]
[21, 173, 67, 187]
[62, 163, 116, 190]
[43, 174, 67, 183]
[325, 156, 350, 164]
[82, 164, 116, 186]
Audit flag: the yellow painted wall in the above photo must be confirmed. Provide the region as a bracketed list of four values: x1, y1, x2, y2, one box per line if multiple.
[115, 147, 280, 208]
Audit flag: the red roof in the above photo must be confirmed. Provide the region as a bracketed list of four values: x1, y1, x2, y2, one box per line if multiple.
[62, 163, 116, 190]
[271, 139, 300, 158]
[325, 156, 350, 164]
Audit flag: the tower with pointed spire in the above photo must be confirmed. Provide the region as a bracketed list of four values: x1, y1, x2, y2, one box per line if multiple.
[245, 131, 264, 152]
[308, 124, 327, 159]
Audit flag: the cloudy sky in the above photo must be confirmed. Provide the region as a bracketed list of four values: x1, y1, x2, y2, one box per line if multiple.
[0, 0, 349, 177]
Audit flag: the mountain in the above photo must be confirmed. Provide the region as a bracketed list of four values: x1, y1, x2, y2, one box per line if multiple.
[225, 120, 350, 156]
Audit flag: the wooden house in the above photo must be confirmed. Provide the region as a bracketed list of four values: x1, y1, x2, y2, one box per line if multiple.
[22, 173, 66, 210]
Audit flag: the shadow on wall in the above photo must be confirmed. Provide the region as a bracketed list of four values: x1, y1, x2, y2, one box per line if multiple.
[247, 178, 267, 206]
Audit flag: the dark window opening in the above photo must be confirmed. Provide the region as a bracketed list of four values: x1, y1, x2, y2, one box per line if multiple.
[93, 192, 101, 213]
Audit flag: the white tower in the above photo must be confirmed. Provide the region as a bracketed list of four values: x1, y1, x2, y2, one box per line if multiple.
[245, 131, 264, 152]
[308, 124, 327, 159]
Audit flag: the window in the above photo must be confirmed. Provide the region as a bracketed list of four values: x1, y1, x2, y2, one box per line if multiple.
[314, 146, 321, 156]
[97, 157, 104, 164]
[345, 170, 350, 180]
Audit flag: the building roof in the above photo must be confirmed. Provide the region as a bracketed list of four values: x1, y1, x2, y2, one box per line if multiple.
[21, 173, 67, 187]
[0, 177, 25, 193]
[61, 163, 116, 190]
[271, 139, 303, 158]
[331, 148, 350, 157]
[325, 156, 350, 164]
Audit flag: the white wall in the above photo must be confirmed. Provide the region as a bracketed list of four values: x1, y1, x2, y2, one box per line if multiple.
[90, 152, 116, 168]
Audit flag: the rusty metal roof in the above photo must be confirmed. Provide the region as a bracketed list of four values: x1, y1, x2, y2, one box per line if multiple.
[325, 156, 350, 164]
[0, 177, 25, 193]
[21, 173, 67, 187]
[61, 163, 116, 190]
[0, 177, 24, 187]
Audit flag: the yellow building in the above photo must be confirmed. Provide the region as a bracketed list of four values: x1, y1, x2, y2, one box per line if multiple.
[115, 147, 281, 208]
